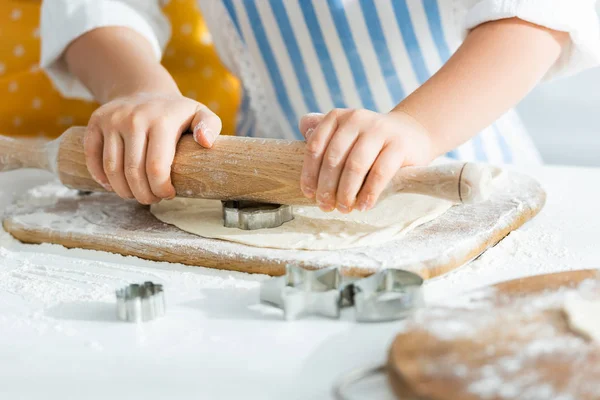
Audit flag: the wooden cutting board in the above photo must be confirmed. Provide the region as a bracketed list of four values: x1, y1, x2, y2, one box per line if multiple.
[2, 171, 545, 277]
[388, 269, 600, 400]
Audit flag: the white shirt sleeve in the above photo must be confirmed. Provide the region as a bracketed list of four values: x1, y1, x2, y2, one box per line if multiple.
[461, 0, 600, 80]
[40, 0, 171, 100]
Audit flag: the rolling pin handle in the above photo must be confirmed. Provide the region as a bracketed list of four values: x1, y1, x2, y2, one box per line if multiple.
[0, 134, 57, 173]
[389, 162, 494, 204]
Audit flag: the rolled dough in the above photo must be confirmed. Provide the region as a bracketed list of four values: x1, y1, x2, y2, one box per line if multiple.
[150, 193, 454, 250]
[563, 292, 600, 342]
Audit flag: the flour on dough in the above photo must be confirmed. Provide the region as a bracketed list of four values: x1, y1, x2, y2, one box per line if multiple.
[150, 193, 453, 251]
[563, 292, 600, 342]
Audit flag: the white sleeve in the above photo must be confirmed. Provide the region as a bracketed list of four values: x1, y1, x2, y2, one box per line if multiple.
[40, 0, 171, 100]
[461, 0, 600, 80]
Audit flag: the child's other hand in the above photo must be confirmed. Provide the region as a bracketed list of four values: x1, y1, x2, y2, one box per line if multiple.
[299, 109, 433, 213]
[84, 93, 221, 204]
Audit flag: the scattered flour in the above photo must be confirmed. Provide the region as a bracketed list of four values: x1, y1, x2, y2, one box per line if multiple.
[0, 180, 269, 345]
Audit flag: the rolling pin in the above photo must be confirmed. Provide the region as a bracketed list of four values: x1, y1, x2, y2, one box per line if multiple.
[0, 127, 493, 205]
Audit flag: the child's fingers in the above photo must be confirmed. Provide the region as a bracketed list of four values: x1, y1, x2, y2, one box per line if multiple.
[298, 113, 324, 138]
[146, 122, 178, 200]
[83, 126, 111, 191]
[301, 110, 341, 199]
[315, 123, 359, 212]
[123, 131, 161, 205]
[356, 144, 404, 211]
[335, 135, 384, 213]
[103, 132, 133, 199]
[191, 105, 222, 148]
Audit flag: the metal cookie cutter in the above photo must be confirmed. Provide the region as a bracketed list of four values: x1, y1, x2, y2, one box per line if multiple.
[259, 265, 424, 322]
[260, 264, 342, 320]
[222, 200, 294, 230]
[349, 269, 424, 322]
[116, 281, 165, 323]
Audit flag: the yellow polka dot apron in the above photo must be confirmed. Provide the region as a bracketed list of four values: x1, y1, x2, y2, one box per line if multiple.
[0, 0, 240, 138]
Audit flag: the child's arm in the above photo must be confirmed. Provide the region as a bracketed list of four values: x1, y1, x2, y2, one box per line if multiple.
[394, 18, 569, 159]
[63, 27, 220, 204]
[300, 18, 569, 213]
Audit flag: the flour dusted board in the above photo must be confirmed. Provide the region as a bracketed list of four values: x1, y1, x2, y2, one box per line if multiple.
[3, 172, 545, 277]
[388, 270, 600, 400]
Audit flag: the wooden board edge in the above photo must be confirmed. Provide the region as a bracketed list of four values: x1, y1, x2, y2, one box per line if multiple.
[387, 349, 432, 400]
[422, 185, 547, 279]
[2, 178, 547, 280]
[2, 219, 286, 276]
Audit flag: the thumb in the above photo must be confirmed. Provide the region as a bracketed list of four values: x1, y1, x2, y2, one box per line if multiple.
[191, 104, 222, 148]
[299, 112, 324, 139]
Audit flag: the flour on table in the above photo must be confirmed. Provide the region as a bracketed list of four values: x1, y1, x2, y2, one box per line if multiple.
[150, 194, 454, 251]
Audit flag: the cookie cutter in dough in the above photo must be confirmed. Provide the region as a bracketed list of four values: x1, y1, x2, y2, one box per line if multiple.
[260, 264, 342, 320]
[116, 281, 165, 322]
[222, 200, 294, 230]
[259, 265, 423, 322]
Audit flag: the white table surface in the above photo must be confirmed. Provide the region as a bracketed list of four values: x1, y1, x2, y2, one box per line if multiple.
[1, 165, 598, 400]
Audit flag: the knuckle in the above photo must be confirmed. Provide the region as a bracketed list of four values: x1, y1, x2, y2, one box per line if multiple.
[151, 116, 171, 132]
[83, 138, 96, 158]
[103, 158, 119, 175]
[338, 187, 354, 202]
[124, 163, 140, 179]
[324, 152, 343, 169]
[305, 141, 323, 159]
[317, 189, 334, 201]
[84, 125, 100, 145]
[345, 109, 363, 125]
[328, 108, 345, 119]
[367, 119, 385, 135]
[89, 106, 109, 124]
[108, 111, 126, 128]
[361, 189, 377, 202]
[301, 170, 317, 184]
[146, 159, 163, 178]
[87, 114, 101, 130]
[123, 112, 147, 133]
[368, 167, 387, 183]
[345, 158, 365, 174]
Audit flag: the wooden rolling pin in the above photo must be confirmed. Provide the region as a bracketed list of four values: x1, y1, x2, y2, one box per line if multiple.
[0, 127, 494, 205]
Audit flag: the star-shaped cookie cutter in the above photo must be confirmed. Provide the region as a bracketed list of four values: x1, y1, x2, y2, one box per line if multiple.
[260, 264, 343, 320]
[259, 265, 424, 322]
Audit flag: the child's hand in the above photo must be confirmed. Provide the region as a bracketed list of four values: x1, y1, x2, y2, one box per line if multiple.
[84, 93, 221, 204]
[299, 109, 433, 213]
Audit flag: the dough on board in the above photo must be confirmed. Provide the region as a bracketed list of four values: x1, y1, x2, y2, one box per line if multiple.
[150, 193, 454, 251]
[563, 292, 600, 342]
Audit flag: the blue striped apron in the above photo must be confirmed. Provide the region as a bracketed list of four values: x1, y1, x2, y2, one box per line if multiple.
[198, 0, 543, 165]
